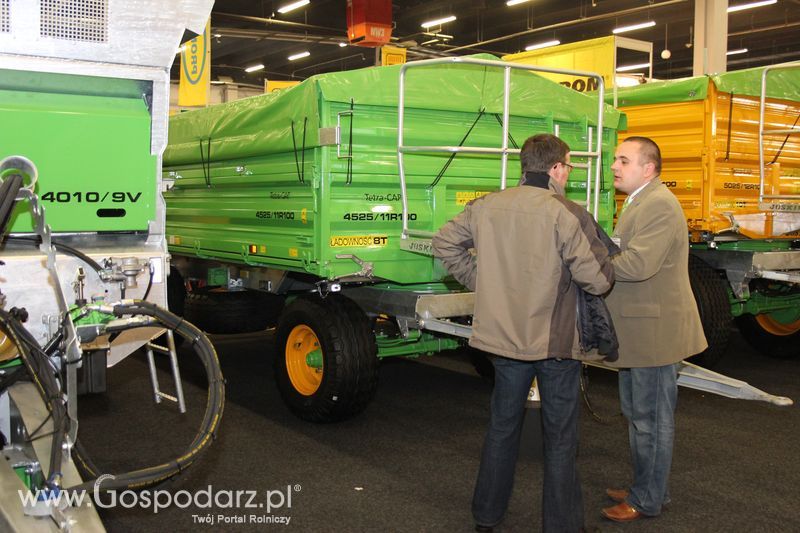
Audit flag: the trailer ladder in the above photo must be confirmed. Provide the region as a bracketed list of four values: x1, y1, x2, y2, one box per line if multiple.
[396, 57, 606, 255]
[758, 62, 800, 214]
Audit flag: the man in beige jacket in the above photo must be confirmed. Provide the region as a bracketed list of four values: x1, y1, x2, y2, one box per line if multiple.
[433, 134, 615, 533]
[601, 136, 707, 522]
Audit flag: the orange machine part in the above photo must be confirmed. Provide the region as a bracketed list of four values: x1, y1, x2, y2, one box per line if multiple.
[346, 0, 392, 47]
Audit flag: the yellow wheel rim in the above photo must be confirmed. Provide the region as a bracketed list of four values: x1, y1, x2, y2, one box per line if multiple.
[754, 314, 800, 336]
[285, 324, 323, 395]
[0, 326, 20, 362]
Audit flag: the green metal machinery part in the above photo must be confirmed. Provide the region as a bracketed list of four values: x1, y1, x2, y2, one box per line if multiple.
[0, 69, 156, 233]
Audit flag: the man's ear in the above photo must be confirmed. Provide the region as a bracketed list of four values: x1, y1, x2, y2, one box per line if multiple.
[645, 160, 657, 178]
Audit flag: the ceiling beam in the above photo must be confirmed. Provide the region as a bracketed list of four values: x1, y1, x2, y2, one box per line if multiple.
[445, 0, 689, 53]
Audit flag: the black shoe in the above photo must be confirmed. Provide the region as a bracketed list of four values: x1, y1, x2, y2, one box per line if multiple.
[475, 525, 493, 533]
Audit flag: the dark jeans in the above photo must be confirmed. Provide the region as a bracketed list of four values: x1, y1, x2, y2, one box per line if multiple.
[618, 364, 678, 516]
[472, 356, 584, 533]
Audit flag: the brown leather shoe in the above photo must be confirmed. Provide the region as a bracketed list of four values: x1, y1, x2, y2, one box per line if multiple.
[601, 502, 642, 522]
[605, 488, 629, 503]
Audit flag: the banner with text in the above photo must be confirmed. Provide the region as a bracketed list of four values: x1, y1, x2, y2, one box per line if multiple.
[178, 19, 211, 107]
[381, 45, 406, 66]
[503, 36, 616, 93]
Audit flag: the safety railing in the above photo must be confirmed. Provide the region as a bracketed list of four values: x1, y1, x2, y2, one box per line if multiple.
[758, 62, 800, 211]
[396, 56, 606, 249]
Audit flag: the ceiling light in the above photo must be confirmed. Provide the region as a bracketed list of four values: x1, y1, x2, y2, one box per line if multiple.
[727, 48, 749, 55]
[288, 51, 310, 61]
[339, 42, 347, 47]
[244, 64, 265, 73]
[612, 21, 656, 34]
[616, 62, 651, 72]
[525, 40, 561, 51]
[277, 0, 310, 14]
[420, 15, 456, 29]
[727, 0, 776, 13]
[421, 38, 439, 46]
[506, 0, 531, 5]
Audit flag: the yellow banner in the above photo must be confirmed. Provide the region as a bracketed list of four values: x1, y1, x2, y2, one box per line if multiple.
[265, 80, 301, 93]
[381, 45, 406, 66]
[178, 19, 211, 107]
[503, 36, 616, 93]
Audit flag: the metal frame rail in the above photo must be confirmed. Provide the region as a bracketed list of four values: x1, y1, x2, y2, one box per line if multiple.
[758, 62, 800, 210]
[396, 57, 606, 250]
[585, 361, 792, 407]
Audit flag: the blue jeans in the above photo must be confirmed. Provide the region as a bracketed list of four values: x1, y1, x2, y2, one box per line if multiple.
[472, 356, 584, 533]
[618, 364, 678, 516]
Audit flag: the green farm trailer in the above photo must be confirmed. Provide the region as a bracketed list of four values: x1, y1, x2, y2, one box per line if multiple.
[165, 56, 792, 422]
[164, 56, 621, 421]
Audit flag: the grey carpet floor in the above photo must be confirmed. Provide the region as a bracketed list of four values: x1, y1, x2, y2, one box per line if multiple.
[75, 327, 800, 532]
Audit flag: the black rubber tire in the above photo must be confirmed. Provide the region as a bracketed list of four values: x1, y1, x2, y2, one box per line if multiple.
[736, 313, 800, 359]
[274, 295, 378, 422]
[166, 267, 186, 317]
[184, 287, 283, 334]
[687, 254, 732, 368]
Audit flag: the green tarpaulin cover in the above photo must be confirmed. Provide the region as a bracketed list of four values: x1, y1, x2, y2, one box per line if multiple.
[165, 54, 622, 165]
[607, 62, 800, 107]
[611, 76, 709, 107]
[712, 63, 800, 101]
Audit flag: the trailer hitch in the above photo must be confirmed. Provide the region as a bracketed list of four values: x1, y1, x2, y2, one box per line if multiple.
[315, 280, 341, 298]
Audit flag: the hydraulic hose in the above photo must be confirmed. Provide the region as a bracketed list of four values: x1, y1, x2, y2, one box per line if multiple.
[0, 173, 24, 236]
[69, 300, 225, 492]
[0, 309, 68, 489]
[1, 299, 224, 493]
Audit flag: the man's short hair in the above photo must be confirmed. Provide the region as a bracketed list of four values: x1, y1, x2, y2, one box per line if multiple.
[520, 134, 570, 174]
[623, 136, 662, 175]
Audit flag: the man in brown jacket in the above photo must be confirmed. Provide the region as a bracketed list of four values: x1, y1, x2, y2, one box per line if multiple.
[601, 136, 707, 522]
[433, 133, 615, 533]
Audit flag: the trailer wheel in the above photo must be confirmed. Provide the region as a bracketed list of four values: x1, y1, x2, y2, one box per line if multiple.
[736, 311, 800, 359]
[184, 287, 282, 334]
[688, 255, 732, 367]
[274, 295, 378, 422]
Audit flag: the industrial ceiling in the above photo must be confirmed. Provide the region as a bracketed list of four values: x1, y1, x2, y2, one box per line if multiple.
[172, 0, 800, 85]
